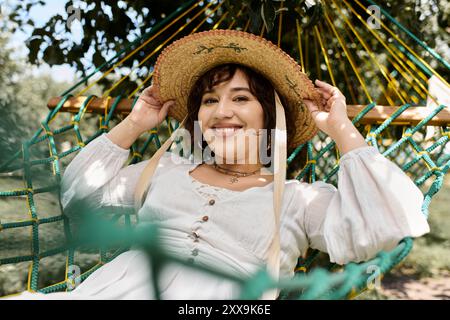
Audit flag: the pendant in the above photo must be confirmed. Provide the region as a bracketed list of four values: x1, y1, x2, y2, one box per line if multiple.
[230, 176, 239, 184]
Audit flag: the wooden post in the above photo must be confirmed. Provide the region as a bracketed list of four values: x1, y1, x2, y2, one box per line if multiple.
[47, 96, 450, 126]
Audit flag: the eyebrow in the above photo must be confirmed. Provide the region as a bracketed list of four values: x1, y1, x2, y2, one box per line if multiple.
[203, 87, 252, 94]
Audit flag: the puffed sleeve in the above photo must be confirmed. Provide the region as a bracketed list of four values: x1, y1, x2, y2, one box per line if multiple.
[60, 133, 174, 214]
[296, 145, 430, 265]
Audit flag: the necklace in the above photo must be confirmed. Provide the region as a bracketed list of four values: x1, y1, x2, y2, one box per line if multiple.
[213, 163, 261, 184]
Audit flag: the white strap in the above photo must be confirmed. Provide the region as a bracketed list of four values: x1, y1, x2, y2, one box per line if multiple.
[260, 90, 286, 300]
[134, 117, 187, 213]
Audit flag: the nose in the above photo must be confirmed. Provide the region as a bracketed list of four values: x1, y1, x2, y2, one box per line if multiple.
[214, 98, 234, 118]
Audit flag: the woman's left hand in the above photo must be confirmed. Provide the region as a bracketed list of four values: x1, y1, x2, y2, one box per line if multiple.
[303, 79, 350, 138]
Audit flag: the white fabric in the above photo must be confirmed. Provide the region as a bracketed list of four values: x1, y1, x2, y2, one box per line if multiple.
[6, 133, 429, 300]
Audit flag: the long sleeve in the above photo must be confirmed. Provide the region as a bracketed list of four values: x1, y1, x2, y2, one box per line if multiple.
[293, 146, 430, 265]
[60, 133, 167, 217]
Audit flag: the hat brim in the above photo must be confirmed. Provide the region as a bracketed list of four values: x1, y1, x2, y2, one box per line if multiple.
[152, 29, 322, 149]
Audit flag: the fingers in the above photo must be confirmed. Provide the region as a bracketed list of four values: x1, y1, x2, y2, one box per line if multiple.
[303, 99, 321, 118]
[317, 87, 331, 100]
[315, 79, 334, 91]
[315, 80, 347, 110]
[304, 99, 330, 127]
[140, 85, 176, 108]
[324, 93, 346, 112]
[158, 100, 175, 122]
[143, 85, 157, 95]
[315, 79, 342, 97]
[142, 85, 162, 103]
[140, 94, 160, 107]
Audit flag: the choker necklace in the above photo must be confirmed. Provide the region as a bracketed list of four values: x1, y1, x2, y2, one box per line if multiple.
[213, 163, 261, 184]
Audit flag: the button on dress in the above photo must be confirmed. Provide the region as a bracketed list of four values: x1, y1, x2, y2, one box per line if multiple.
[6, 133, 429, 300]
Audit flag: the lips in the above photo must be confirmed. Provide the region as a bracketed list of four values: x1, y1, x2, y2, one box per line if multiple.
[211, 126, 244, 137]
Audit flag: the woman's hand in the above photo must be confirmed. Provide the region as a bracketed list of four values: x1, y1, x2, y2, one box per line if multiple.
[106, 85, 175, 150]
[127, 85, 175, 133]
[303, 79, 367, 154]
[303, 79, 349, 137]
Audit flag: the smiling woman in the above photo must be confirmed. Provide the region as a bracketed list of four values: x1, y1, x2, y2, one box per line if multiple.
[3, 29, 430, 300]
[186, 63, 294, 171]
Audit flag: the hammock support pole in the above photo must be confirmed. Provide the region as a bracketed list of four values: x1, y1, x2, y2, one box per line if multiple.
[47, 96, 450, 126]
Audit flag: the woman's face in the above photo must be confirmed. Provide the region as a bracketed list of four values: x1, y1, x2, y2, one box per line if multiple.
[198, 68, 266, 164]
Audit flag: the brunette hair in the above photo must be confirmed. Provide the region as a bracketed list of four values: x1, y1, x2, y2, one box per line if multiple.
[185, 63, 298, 166]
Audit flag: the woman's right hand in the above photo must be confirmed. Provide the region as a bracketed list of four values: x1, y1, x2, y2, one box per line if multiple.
[127, 85, 175, 133]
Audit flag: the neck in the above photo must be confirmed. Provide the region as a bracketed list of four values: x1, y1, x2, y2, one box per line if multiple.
[213, 156, 265, 174]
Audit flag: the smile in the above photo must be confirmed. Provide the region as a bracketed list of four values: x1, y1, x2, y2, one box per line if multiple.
[211, 127, 244, 137]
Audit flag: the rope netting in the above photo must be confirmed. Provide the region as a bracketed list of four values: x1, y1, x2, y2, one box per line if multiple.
[0, 0, 449, 299]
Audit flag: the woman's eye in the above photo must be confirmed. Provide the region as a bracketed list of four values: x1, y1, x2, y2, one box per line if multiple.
[234, 96, 249, 102]
[202, 98, 217, 105]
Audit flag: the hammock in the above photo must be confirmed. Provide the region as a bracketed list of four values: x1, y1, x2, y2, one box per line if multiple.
[0, 0, 449, 299]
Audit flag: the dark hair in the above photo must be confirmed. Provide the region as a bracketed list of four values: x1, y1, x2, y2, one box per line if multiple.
[185, 63, 297, 165]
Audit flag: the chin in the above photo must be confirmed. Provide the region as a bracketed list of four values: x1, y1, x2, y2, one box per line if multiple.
[210, 145, 250, 164]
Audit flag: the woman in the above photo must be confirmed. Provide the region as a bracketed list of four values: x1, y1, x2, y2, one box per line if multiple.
[4, 30, 429, 300]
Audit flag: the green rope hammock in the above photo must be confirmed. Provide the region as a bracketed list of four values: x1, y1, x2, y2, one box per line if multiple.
[0, 0, 449, 299]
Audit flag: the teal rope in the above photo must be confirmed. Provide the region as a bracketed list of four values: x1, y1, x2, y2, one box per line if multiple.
[22, 141, 40, 291]
[366, 0, 450, 70]
[394, 42, 433, 77]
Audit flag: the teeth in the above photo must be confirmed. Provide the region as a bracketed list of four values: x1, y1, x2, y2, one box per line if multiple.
[212, 127, 242, 137]
[214, 128, 238, 131]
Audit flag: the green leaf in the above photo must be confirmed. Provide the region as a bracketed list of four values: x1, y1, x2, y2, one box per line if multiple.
[31, 27, 48, 37]
[93, 50, 104, 67]
[43, 45, 65, 66]
[27, 38, 42, 64]
[8, 12, 19, 22]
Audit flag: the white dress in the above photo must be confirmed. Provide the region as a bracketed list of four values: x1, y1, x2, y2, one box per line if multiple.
[5, 133, 430, 299]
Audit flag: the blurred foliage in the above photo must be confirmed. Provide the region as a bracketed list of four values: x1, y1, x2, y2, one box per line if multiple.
[224, 0, 324, 33]
[0, 9, 107, 164]
[0, 33, 71, 163]
[1, 0, 448, 102]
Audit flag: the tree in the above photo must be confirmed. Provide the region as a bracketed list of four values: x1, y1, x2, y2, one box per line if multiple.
[0, 32, 72, 163]
[1, 0, 448, 102]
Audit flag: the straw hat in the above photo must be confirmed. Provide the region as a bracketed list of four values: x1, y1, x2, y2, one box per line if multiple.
[152, 29, 322, 149]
